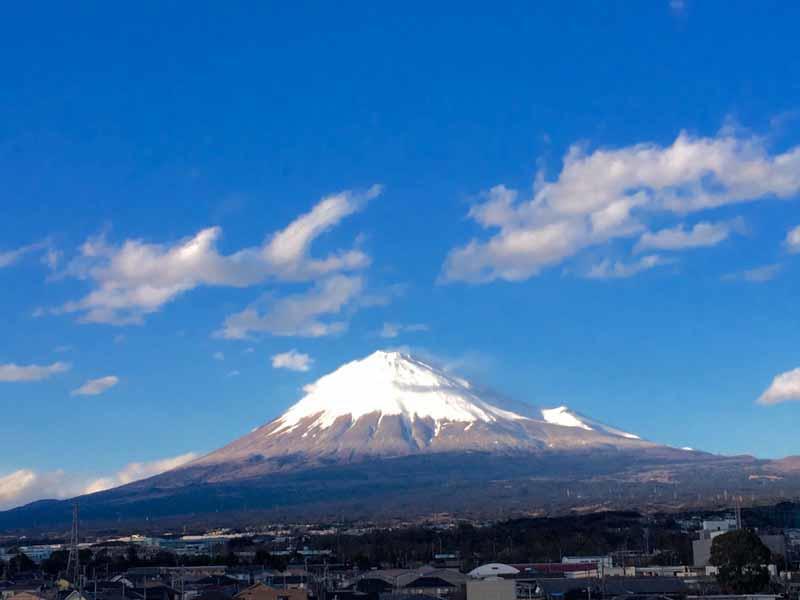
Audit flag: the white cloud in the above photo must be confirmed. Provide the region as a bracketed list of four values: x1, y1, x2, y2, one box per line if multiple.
[585, 255, 671, 279]
[379, 322, 429, 338]
[83, 452, 198, 494]
[0, 452, 197, 510]
[0, 470, 39, 508]
[0, 248, 28, 269]
[227, 369, 241, 377]
[42, 247, 62, 271]
[635, 219, 745, 252]
[0, 241, 49, 269]
[213, 351, 225, 361]
[55, 186, 382, 324]
[380, 323, 401, 338]
[386, 345, 495, 379]
[216, 274, 364, 339]
[0, 362, 70, 382]
[785, 225, 800, 253]
[670, 0, 686, 14]
[722, 263, 782, 283]
[71, 375, 119, 396]
[758, 368, 800, 405]
[271, 350, 313, 372]
[442, 130, 800, 283]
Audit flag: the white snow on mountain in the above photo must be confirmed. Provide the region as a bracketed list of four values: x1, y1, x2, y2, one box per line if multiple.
[541, 406, 593, 430]
[272, 351, 526, 434]
[541, 406, 641, 440]
[270, 350, 642, 441]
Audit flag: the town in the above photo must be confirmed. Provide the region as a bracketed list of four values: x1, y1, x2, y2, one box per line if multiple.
[2, 503, 799, 600]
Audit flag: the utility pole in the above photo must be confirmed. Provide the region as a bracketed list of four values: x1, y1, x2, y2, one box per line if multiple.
[66, 503, 81, 588]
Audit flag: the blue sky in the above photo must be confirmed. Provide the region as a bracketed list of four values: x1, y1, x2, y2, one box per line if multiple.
[3, 1, 800, 508]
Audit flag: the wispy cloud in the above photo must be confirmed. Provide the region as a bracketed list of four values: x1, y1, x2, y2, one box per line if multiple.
[83, 452, 197, 494]
[0, 241, 51, 269]
[635, 219, 745, 253]
[216, 274, 365, 339]
[442, 129, 800, 283]
[0, 452, 197, 510]
[378, 322, 429, 339]
[0, 470, 50, 510]
[785, 224, 800, 253]
[54, 186, 382, 325]
[271, 350, 313, 372]
[0, 362, 70, 382]
[42, 247, 62, 271]
[71, 375, 119, 396]
[758, 368, 800, 405]
[669, 0, 686, 15]
[722, 264, 782, 283]
[385, 345, 495, 379]
[585, 255, 671, 279]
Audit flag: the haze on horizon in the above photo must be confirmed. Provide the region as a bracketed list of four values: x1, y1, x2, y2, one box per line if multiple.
[2, 2, 800, 512]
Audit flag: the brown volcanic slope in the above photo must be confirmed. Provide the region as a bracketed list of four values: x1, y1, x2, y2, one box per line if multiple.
[156, 351, 674, 484]
[2, 352, 799, 530]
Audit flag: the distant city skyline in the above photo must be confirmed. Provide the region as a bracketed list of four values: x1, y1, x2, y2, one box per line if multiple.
[3, 2, 800, 510]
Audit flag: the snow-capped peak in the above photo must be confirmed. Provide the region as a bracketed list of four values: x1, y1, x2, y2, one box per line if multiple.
[272, 350, 527, 434]
[192, 351, 650, 472]
[266, 350, 643, 443]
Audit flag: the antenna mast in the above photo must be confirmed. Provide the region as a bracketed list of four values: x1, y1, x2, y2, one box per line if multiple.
[66, 502, 81, 587]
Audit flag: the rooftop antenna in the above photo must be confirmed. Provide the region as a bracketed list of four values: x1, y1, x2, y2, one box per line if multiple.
[66, 502, 81, 588]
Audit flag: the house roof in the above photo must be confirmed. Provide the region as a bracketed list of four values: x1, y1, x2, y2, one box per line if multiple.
[359, 567, 464, 589]
[604, 578, 688, 595]
[536, 577, 689, 597]
[233, 583, 307, 600]
[194, 591, 232, 600]
[194, 576, 240, 586]
[380, 595, 442, 600]
[469, 563, 521, 578]
[6, 593, 46, 600]
[402, 577, 456, 589]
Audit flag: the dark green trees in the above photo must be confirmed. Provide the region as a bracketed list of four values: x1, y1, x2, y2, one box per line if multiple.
[710, 529, 771, 594]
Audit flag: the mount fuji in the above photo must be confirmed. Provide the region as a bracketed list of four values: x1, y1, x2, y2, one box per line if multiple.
[187, 350, 652, 474]
[3, 351, 799, 530]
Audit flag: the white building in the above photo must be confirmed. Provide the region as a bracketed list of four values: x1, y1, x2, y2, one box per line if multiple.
[562, 556, 614, 569]
[17, 544, 63, 563]
[468, 563, 520, 579]
[466, 579, 516, 600]
[702, 519, 738, 533]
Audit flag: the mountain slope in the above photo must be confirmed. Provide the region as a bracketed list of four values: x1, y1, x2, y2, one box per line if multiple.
[3, 351, 799, 531]
[540, 406, 641, 440]
[183, 351, 658, 480]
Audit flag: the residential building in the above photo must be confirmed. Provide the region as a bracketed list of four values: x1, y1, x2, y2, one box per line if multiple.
[466, 579, 515, 600]
[234, 583, 307, 600]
